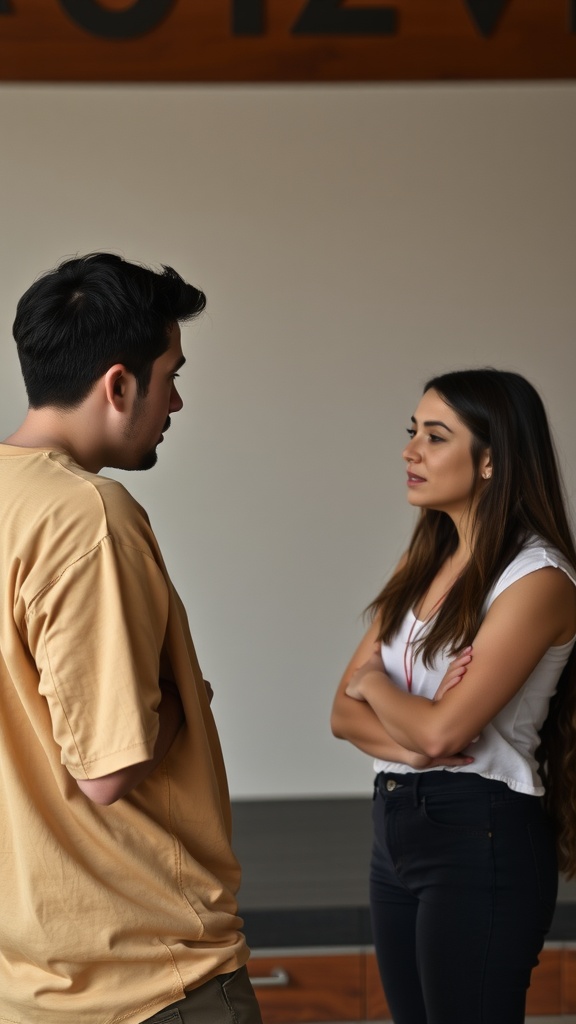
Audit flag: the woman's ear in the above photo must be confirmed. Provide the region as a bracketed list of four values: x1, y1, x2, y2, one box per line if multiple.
[481, 450, 492, 481]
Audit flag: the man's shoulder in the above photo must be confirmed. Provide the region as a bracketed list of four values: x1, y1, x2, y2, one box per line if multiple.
[59, 461, 157, 551]
[74, 465, 147, 521]
[1, 449, 156, 560]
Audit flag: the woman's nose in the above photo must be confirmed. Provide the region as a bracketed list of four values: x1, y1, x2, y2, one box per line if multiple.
[403, 438, 420, 462]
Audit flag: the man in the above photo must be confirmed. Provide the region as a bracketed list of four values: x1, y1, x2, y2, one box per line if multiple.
[0, 254, 263, 1024]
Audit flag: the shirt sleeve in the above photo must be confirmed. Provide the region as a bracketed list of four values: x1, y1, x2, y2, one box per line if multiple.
[489, 541, 576, 606]
[25, 534, 169, 779]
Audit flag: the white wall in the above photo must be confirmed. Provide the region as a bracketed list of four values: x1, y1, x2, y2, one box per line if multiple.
[0, 83, 574, 797]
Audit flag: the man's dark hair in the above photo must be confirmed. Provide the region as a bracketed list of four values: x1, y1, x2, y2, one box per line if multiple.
[13, 253, 206, 408]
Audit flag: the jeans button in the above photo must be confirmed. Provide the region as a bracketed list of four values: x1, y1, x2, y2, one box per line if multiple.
[386, 779, 397, 792]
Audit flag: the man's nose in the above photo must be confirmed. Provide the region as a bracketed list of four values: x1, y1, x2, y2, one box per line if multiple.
[170, 384, 184, 413]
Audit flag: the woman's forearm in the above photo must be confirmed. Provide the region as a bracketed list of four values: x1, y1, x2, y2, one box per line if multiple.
[331, 690, 436, 767]
[358, 670, 449, 757]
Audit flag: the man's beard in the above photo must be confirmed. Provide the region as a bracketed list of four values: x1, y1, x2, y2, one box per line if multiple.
[123, 408, 171, 472]
[133, 448, 159, 472]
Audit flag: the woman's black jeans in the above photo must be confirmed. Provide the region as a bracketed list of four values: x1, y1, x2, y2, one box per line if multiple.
[370, 771, 558, 1024]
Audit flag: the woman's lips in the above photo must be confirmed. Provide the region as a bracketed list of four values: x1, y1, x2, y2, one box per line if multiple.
[407, 472, 426, 485]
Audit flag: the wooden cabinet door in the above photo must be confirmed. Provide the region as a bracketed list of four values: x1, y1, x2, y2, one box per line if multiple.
[364, 952, 392, 1020]
[525, 947, 562, 1015]
[247, 954, 363, 1023]
[561, 947, 576, 1013]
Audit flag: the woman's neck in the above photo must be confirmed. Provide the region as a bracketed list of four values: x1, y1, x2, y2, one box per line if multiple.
[414, 548, 469, 621]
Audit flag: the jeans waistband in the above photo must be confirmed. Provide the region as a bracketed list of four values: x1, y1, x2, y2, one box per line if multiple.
[375, 770, 512, 797]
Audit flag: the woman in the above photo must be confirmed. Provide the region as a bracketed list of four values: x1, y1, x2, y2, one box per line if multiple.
[331, 369, 576, 1024]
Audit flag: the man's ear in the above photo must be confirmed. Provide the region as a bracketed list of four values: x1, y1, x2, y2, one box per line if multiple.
[103, 364, 135, 411]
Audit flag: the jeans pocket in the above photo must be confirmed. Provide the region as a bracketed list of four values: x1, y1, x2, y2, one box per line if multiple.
[218, 967, 263, 1024]
[420, 793, 491, 836]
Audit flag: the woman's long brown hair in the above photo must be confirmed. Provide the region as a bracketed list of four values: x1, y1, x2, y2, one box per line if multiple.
[367, 369, 576, 875]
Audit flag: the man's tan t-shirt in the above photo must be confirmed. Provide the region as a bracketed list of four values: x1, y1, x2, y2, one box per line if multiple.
[0, 445, 248, 1024]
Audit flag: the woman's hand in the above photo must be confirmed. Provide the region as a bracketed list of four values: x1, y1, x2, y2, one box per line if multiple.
[433, 646, 473, 703]
[409, 651, 475, 766]
[408, 750, 474, 769]
[346, 645, 473, 704]
[344, 643, 476, 767]
[345, 646, 386, 702]
[432, 646, 479, 745]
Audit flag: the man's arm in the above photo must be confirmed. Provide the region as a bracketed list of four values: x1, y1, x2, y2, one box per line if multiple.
[75, 679, 184, 805]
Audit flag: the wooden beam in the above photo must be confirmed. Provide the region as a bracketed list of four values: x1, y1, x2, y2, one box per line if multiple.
[0, 0, 574, 82]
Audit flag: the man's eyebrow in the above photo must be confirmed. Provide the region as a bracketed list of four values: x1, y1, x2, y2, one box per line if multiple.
[170, 355, 186, 373]
[411, 415, 453, 433]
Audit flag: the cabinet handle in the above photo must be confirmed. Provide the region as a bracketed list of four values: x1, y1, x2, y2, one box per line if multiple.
[250, 967, 290, 988]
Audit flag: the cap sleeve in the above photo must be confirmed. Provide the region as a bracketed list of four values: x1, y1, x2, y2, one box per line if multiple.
[488, 539, 576, 607]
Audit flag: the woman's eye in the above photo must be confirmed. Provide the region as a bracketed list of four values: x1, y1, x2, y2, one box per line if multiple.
[406, 428, 416, 439]
[428, 434, 444, 443]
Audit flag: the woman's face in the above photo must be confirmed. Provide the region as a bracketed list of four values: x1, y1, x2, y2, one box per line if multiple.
[402, 389, 490, 522]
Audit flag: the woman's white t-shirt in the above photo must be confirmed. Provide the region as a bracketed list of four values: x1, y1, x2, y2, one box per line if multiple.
[373, 537, 576, 795]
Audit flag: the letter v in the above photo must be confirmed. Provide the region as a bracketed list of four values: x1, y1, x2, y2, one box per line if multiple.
[463, 0, 511, 37]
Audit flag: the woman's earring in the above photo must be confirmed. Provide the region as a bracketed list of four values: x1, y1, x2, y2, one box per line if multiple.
[482, 469, 492, 480]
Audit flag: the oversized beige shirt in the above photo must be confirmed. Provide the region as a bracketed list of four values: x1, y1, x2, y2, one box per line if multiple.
[0, 445, 248, 1024]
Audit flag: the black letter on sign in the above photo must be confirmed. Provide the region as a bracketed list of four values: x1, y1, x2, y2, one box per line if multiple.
[232, 0, 265, 35]
[292, 0, 397, 35]
[462, 0, 511, 37]
[58, 0, 175, 40]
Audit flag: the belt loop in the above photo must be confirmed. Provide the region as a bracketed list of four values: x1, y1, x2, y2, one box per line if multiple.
[413, 773, 421, 807]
